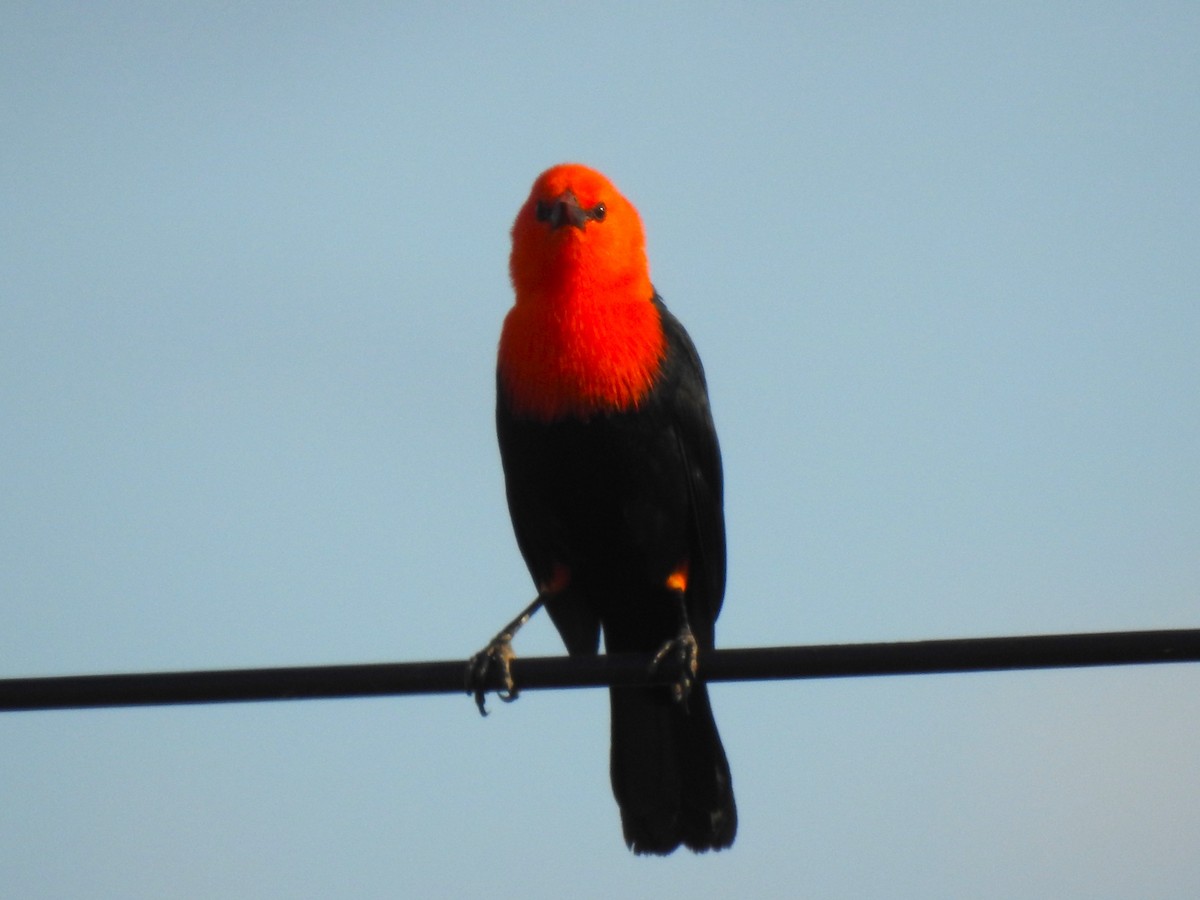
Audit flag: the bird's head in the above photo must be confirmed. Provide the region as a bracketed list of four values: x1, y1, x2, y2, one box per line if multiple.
[509, 164, 652, 306]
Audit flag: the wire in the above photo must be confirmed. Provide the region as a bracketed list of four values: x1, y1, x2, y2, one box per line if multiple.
[2, 628, 1198, 713]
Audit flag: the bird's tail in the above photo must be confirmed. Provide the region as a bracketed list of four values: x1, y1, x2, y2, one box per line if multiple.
[608, 682, 737, 854]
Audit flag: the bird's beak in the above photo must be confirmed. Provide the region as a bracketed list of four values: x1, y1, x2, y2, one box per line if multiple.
[544, 191, 590, 231]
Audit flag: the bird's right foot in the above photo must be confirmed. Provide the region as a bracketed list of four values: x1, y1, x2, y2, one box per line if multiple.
[465, 634, 519, 716]
[465, 591, 552, 715]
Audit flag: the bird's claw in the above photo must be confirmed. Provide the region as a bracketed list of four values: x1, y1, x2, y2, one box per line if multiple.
[650, 628, 699, 706]
[466, 635, 519, 716]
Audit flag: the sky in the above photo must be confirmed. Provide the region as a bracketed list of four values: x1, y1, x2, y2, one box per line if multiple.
[2, 2, 1198, 897]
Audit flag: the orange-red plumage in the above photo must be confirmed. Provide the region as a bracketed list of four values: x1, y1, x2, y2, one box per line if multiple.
[500, 164, 664, 421]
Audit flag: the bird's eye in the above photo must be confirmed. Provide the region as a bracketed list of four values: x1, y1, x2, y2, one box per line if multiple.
[535, 200, 551, 222]
[592, 203, 607, 222]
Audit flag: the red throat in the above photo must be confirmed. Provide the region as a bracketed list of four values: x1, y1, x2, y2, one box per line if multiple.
[499, 164, 664, 421]
[499, 294, 665, 420]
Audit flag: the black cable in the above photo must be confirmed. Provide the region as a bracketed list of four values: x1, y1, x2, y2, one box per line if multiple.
[2, 628, 1198, 712]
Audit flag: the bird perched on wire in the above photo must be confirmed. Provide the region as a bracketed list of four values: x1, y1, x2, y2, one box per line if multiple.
[467, 163, 735, 855]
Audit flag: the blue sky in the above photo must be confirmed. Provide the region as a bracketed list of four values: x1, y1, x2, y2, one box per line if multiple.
[2, 3, 1198, 897]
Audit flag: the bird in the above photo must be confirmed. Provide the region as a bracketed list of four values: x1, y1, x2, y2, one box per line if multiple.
[467, 163, 735, 855]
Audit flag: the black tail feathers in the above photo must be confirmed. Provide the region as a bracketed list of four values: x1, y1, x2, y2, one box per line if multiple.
[608, 682, 736, 855]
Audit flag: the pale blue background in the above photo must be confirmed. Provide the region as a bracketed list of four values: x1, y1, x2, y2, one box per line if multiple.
[3, 3, 1198, 898]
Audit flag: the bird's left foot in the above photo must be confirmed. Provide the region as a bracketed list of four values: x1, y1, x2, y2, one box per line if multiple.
[465, 635, 519, 716]
[650, 627, 699, 706]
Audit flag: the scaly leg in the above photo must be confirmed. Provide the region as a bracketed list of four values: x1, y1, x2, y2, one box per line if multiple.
[465, 592, 547, 716]
[650, 586, 699, 707]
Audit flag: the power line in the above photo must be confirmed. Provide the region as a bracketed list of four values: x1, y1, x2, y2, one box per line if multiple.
[2, 627, 1198, 713]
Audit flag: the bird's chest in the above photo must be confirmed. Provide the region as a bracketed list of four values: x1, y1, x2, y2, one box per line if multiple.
[497, 299, 666, 422]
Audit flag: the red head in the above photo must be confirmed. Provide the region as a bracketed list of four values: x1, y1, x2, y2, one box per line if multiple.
[500, 165, 665, 421]
[509, 164, 653, 308]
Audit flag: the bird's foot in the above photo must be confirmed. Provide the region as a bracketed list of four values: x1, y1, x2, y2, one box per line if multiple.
[650, 627, 699, 706]
[465, 634, 519, 716]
